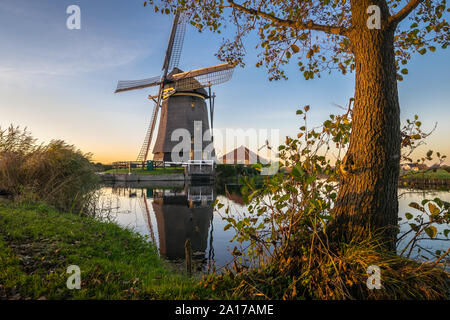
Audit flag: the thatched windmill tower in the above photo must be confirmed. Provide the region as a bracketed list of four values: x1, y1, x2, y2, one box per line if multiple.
[115, 12, 235, 162]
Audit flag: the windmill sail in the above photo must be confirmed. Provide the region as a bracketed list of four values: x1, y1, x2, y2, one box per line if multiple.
[171, 62, 235, 91]
[168, 12, 188, 71]
[162, 11, 186, 75]
[115, 76, 161, 93]
[115, 10, 235, 162]
[137, 11, 186, 162]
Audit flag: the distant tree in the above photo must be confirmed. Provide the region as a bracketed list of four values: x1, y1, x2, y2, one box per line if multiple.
[144, 0, 448, 248]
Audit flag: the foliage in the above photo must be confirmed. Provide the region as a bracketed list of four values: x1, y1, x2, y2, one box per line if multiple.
[401, 169, 450, 180]
[143, 0, 448, 80]
[0, 202, 203, 299]
[93, 162, 113, 172]
[216, 164, 260, 178]
[202, 236, 448, 299]
[401, 114, 447, 166]
[209, 106, 449, 299]
[0, 126, 99, 216]
[399, 198, 450, 260]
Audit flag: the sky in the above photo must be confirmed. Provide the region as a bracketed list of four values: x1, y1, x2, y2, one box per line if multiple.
[0, 0, 449, 164]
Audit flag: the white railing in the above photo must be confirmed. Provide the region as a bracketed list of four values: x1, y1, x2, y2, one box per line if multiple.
[187, 160, 215, 171]
[187, 188, 214, 202]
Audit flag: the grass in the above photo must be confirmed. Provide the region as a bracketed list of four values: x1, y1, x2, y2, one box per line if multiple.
[401, 169, 450, 180]
[2, 200, 447, 300]
[0, 201, 209, 300]
[202, 236, 449, 300]
[103, 168, 184, 175]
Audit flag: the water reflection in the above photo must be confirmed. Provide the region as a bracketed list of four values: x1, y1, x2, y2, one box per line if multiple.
[100, 183, 449, 271]
[103, 181, 220, 270]
[152, 185, 215, 261]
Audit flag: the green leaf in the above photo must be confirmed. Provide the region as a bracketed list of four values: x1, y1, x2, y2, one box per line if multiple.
[428, 202, 440, 215]
[425, 226, 437, 238]
[409, 202, 422, 211]
[405, 212, 413, 220]
[292, 164, 304, 179]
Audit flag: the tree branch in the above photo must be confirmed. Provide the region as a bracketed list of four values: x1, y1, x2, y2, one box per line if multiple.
[389, 0, 424, 26]
[227, 0, 346, 36]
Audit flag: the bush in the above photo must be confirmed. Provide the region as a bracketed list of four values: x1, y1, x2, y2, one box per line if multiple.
[216, 164, 260, 178]
[207, 106, 449, 299]
[0, 126, 99, 215]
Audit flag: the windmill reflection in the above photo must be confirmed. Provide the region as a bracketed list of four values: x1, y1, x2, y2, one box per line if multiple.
[110, 182, 215, 264]
[152, 185, 215, 262]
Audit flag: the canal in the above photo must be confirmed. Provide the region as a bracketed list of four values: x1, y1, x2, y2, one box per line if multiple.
[97, 181, 449, 272]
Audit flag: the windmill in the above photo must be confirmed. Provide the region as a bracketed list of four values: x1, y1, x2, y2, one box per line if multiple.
[115, 11, 235, 162]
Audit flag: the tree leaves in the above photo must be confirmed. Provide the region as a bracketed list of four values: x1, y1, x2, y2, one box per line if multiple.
[425, 226, 437, 238]
[428, 202, 440, 215]
[290, 44, 300, 54]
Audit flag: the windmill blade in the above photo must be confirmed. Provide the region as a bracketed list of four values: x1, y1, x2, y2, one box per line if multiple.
[162, 11, 188, 76]
[168, 12, 188, 71]
[115, 76, 161, 93]
[136, 83, 164, 161]
[135, 11, 189, 161]
[172, 62, 236, 91]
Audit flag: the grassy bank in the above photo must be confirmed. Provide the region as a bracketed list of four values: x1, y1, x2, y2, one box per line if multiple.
[103, 168, 184, 175]
[0, 201, 206, 299]
[401, 169, 450, 180]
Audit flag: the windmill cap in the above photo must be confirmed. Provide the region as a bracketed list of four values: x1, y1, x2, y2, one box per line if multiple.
[166, 67, 208, 96]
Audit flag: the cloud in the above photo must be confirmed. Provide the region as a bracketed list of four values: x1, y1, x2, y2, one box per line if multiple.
[0, 37, 148, 84]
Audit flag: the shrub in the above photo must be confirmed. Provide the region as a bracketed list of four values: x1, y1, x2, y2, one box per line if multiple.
[216, 164, 260, 178]
[0, 126, 99, 215]
[207, 106, 449, 299]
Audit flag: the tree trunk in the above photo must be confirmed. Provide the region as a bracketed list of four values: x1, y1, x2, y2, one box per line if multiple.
[328, 0, 401, 249]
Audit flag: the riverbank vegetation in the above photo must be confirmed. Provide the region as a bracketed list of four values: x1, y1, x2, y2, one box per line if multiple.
[0, 126, 202, 299]
[0, 126, 99, 216]
[1, 113, 448, 300]
[402, 169, 450, 180]
[204, 108, 449, 300]
[0, 201, 202, 299]
[216, 164, 261, 178]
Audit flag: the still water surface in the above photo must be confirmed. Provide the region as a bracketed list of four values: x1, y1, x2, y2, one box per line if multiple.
[97, 182, 449, 272]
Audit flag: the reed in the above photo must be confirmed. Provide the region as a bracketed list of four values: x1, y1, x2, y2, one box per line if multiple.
[0, 125, 99, 216]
